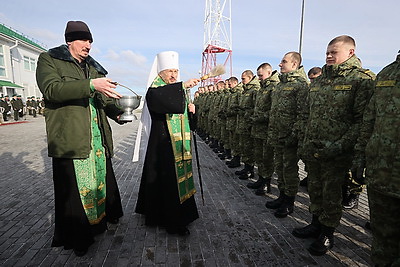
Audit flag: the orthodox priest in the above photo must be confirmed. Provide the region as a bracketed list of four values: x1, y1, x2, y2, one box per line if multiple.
[36, 21, 125, 256]
[135, 51, 200, 235]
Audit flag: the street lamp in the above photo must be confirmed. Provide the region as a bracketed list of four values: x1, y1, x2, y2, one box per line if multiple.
[299, 0, 305, 55]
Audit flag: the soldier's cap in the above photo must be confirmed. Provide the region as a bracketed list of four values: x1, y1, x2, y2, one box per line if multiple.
[31, 96, 36, 98]
[5, 95, 9, 97]
[27, 97, 31, 99]
[12, 94, 17, 97]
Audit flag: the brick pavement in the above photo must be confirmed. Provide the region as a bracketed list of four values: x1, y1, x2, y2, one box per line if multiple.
[0, 115, 373, 266]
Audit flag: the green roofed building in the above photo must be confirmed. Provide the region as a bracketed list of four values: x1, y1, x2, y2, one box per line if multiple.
[0, 23, 47, 100]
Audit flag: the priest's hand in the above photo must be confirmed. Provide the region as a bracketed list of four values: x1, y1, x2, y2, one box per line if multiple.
[188, 103, 195, 114]
[92, 78, 122, 99]
[184, 78, 200, 89]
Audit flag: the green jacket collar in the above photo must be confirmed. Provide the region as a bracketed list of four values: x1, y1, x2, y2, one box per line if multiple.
[260, 70, 280, 87]
[48, 44, 108, 75]
[322, 55, 361, 79]
[279, 66, 307, 83]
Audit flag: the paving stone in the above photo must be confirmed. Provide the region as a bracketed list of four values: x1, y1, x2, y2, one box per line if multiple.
[0, 116, 374, 266]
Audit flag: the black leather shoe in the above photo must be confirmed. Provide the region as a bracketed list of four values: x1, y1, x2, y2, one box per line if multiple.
[292, 224, 321, 238]
[239, 171, 254, 180]
[73, 247, 88, 257]
[299, 177, 308, 187]
[265, 191, 285, 209]
[167, 226, 190, 236]
[342, 193, 359, 209]
[247, 176, 266, 189]
[255, 187, 266, 195]
[274, 195, 294, 218]
[308, 226, 334, 256]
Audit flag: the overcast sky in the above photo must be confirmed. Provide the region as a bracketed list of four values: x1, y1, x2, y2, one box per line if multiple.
[1, 0, 399, 95]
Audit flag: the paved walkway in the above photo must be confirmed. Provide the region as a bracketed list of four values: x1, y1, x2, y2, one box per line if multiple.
[0, 115, 372, 266]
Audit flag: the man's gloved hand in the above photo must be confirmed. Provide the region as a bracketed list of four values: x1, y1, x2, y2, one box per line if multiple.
[351, 160, 366, 185]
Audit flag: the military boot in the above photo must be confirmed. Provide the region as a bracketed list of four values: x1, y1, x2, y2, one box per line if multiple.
[274, 194, 295, 218]
[342, 193, 359, 210]
[255, 178, 272, 195]
[247, 175, 266, 189]
[227, 155, 241, 168]
[225, 149, 232, 160]
[308, 225, 335, 256]
[239, 165, 254, 180]
[299, 177, 308, 187]
[292, 215, 321, 239]
[235, 165, 248, 175]
[265, 191, 285, 209]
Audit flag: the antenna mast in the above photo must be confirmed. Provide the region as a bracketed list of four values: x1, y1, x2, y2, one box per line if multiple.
[201, 0, 232, 85]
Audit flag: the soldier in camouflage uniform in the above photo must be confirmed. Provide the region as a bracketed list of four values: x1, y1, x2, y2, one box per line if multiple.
[226, 77, 242, 168]
[353, 52, 400, 266]
[212, 81, 228, 153]
[247, 63, 279, 195]
[235, 70, 260, 179]
[218, 79, 234, 160]
[265, 52, 308, 218]
[292, 36, 375, 256]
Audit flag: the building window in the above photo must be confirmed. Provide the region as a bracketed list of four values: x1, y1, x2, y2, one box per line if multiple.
[0, 45, 6, 77]
[23, 56, 36, 71]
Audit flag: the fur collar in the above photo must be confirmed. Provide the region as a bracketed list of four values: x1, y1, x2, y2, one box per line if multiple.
[47, 44, 108, 75]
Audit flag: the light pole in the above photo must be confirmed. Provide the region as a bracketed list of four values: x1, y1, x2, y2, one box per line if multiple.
[299, 0, 305, 55]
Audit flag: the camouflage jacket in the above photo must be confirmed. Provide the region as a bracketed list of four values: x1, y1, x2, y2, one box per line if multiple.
[251, 70, 280, 139]
[218, 88, 232, 122]
[226, 83, 243, 131]
[268, 66, 308, 147]
[237, 76, 260, 133]
[354, 54, 400, 197]
[301, 55, 375, 161]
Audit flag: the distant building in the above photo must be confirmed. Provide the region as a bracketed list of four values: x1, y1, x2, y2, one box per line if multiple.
[0, 23, 46, 100]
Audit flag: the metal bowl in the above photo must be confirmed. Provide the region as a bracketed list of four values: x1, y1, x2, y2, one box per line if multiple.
[116, 95, 142, 121]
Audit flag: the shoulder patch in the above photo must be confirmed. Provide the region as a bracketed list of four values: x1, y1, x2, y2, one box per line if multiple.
[283, 87, 294, 91]
[310, 86, 319, 92]
[334, 85, 352, 91]
[376, 80, 397, 87]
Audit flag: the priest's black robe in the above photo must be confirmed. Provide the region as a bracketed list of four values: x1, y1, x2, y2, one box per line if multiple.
[135, 82, 199, 229]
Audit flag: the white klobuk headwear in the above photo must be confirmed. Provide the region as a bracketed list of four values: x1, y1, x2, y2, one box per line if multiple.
[132, 51, 180, 162]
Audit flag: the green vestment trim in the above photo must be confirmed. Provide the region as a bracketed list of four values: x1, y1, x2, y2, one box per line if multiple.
[73, 98, 107, 225]
[151, 76, 196, 203]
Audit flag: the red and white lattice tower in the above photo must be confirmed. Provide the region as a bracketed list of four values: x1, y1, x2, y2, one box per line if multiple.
[201, 0, 232, 85]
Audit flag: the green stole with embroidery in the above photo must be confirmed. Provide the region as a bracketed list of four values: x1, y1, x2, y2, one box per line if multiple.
[73, 98, 106, 225]
[151, 76, 196, 203]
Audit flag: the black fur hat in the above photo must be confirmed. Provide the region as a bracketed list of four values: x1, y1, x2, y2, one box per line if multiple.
[65, 21, 93, 43]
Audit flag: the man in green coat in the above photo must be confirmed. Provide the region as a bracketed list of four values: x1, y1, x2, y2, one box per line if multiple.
[293, 35, 375, 256]
[36, 21, 125, 256]
[353, 52, 400, 266]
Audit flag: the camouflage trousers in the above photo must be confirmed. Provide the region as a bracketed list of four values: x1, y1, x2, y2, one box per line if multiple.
[239, 133, 254, 165]
[368, 187, 400, 267]
[274, 146, 299, 197]
[229, 131, 241, 156]
[220, 120, 229, 147]
[307, 158, 349, 228]
[253, 139, 274, 178]
[344, 170, 365, 194]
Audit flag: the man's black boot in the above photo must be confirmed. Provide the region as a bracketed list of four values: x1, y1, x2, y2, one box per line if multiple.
[247, 175, 266, 189]
[227, 155, 241, 168]
[239, 165, 254, 180]
[299, 177, 308, 187]
[235, 165, 248, 175]
[274, 195, 295, 218]
[292, 215, 321, 239]
[225, 149, 232, 160]
[265, 191, 285, 209]
[308, 225, 335, 256]
[265, 178, 271, 193]
[342, 193, 359, 210]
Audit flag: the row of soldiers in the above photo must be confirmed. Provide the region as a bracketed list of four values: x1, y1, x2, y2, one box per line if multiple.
[193, 35, 399, 266]
[0, 94, 45, 123]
